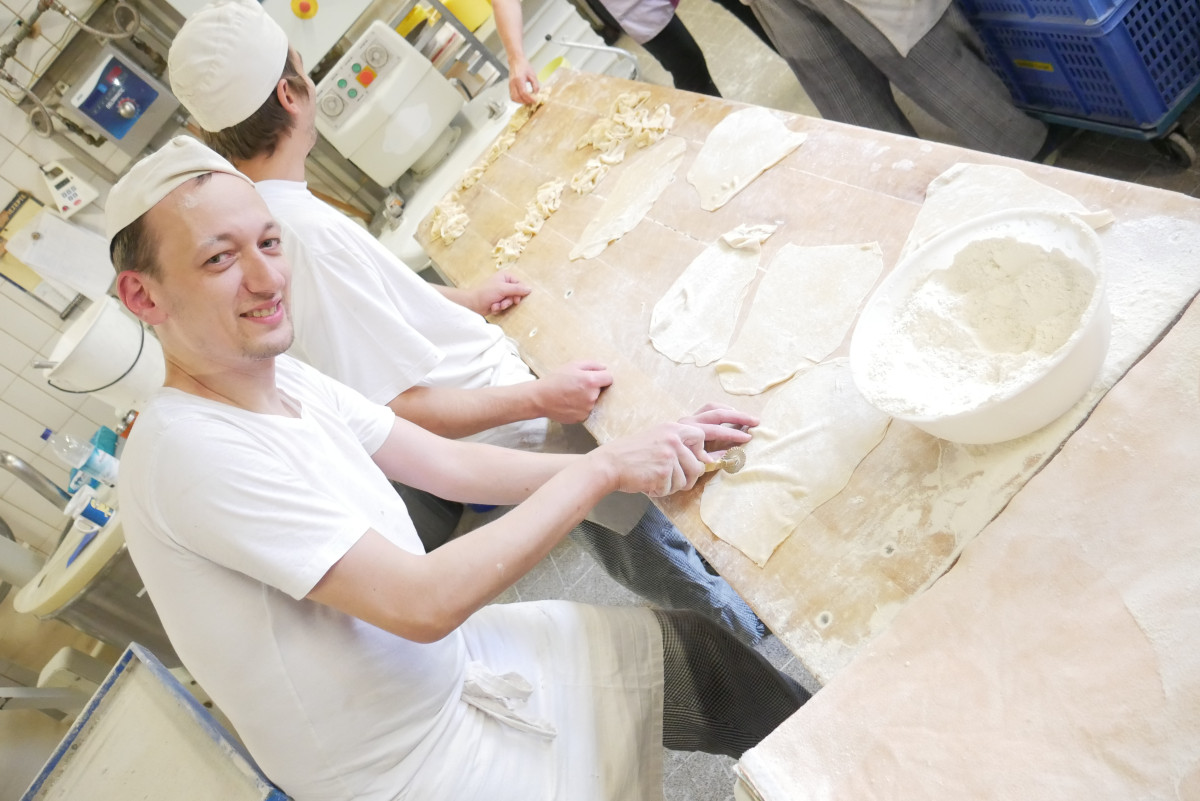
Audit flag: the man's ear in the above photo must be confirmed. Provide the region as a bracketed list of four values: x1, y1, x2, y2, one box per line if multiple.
[276, 77, 303, 115]
[117, 270, 166, 325]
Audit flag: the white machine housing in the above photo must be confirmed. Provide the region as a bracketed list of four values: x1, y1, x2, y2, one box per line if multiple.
[315, 21, 465, 188]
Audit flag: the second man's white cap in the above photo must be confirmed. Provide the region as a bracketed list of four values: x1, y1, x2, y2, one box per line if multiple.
[168, 0, 290, 132]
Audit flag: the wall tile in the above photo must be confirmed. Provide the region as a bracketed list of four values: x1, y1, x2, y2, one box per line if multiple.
[4, 479, 65, 528]
[1, 146, 53, 206]
[8, 0, 38, 18]
[0, 291, 57, 351]
[18, 358, 88, 411]
[0, 276, 72, 329]
[32, 7, 72, 48]
[0, 95, 32, 149]
[0, 176, 15, 205]
[0, 398, 55, 465]
[0, 94, 31, 148]
[0, 134, 14, 168]
[79, 394, 121, 428]
[17, 127, 73, 167]
[55, 0, 101, 16]
[3, 376, 74, 431]
[0, 498, 60, 556]
[0, 364, 13, 396]
[13, 32, 57, 78]
[0, 331, 31, 375]
[3, 59, 32, 90]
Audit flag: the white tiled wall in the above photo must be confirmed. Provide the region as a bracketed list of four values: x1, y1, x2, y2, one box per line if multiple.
[0, 0, 127, 558]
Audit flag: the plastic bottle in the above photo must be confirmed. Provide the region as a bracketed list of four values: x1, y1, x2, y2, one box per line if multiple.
[40, 428, 120, 485]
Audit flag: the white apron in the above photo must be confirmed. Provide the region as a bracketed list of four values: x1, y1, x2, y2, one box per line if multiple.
[398, 601, 665, 800]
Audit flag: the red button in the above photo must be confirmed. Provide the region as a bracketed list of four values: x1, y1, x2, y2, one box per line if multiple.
[356, 67, 376, 87]
[74, 199, 82, 205]
[299, 1, 311, 11]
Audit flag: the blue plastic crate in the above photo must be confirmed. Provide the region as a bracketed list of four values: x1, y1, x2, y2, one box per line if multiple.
[956, 0, 1123, 24]
[973, 0, 1200, 130]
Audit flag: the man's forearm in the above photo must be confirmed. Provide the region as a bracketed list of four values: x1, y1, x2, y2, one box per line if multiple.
[492, 0, 527, 64]
[308, 454, 618, 642]
[388, 383, 543, 439]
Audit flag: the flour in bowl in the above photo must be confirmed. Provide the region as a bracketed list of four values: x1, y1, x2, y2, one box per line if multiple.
[867, 236, 1096, 417]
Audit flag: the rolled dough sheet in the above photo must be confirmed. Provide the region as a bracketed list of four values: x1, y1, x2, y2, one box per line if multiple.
[648, 224, 775, 366]
[717, 243, 884, 395]
[687, 107, 807, 211]
[736, 293, 1200, 801]
[701, 358, 891, 566]
[569, 135, 687, 261]
[902, 163, 1115, 259]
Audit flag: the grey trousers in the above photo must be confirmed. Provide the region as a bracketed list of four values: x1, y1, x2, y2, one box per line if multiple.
[749, 0, 1048, 159]
[574, 504, 767, 646]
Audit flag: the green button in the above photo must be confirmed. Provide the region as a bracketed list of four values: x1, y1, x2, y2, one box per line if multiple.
[348, 88, 358, 98]
[337, 78, 347, 88]
[352, 63, 361, 73]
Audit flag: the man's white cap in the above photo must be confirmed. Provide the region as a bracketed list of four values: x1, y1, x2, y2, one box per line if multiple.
[168, 0, 290, 132]
[106, 135, 253, 247]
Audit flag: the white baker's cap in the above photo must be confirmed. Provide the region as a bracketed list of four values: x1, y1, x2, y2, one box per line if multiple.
[168, 0, 290, 132]
[106, 135, 253, 247]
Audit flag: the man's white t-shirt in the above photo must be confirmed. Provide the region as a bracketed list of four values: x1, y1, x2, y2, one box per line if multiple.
[257, 179, 524, 401]
[118, 357, 664, 801]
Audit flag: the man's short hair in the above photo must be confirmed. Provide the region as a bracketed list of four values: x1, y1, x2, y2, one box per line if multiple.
[201, 53, 308, 163]
[109, 173, 214, 278]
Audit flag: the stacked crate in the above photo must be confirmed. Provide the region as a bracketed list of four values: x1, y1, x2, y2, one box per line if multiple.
[958, 0, 1200, 133]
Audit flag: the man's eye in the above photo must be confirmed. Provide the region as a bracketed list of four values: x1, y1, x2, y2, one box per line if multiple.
[261, 237, 281, 249]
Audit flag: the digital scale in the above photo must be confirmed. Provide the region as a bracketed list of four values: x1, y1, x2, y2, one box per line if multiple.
[63, 45, 180, 154]
[40, 161, 98, 218]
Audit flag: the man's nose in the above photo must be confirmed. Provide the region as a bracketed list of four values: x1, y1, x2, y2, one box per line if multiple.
[243, 249, 286, 294]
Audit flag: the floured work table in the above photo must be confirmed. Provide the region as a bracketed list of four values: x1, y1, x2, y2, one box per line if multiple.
[413, 69, 1200, 683]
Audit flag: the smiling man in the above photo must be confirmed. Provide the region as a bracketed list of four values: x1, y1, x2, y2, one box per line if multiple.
[108, 136, 808, 801]
[165, 0, 768, 647]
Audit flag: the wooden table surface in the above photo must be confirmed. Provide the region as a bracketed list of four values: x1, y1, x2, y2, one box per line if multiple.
[415, 69, 1200, 681]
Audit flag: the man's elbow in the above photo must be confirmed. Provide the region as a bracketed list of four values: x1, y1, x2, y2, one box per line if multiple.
[382, 602, 465, 644]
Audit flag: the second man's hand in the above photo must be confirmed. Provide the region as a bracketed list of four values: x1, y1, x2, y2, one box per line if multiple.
[533, 361, 614, 424]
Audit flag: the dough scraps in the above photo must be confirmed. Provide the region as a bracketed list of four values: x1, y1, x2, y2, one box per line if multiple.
[686, 106, 807, 211]
[700, 358, 891, 567]
[717, 243, 884, 395]
[569, 135, 687, 261]
[457, 87, 551, 194]
[902, 163, 1115, 259]
[429, 192, 470, 245]
[571, 91, 674, 196]
[493, 178, 567, 267]
[648, 223, 777, 366]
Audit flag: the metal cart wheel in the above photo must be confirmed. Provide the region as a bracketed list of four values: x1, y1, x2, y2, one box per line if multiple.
[1152, 126, 1197, 168]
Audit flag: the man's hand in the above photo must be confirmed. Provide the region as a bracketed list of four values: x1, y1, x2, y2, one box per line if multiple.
[532, 361, 613, 423]
[589, 405, 758, 498]
[467, 271, 532, 316]
[680, 403, 759, 463]
[508, 58, 540, 104]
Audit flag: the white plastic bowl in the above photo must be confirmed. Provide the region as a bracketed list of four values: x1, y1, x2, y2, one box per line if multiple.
[850, 208, 1109, 445]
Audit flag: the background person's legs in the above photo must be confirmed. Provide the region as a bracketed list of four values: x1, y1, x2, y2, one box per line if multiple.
[656, 609, 810, 756]
[750, 0, 1047, 158]
[641, 14, 723, 96]
[750, 0, 917, 136]
[574, 505, 766, 645]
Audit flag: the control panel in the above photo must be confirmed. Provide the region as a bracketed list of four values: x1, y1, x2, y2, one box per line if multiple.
[315, 23, 412, 134]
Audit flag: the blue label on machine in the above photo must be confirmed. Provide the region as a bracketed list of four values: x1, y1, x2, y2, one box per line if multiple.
[74, 57, 159, 140]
